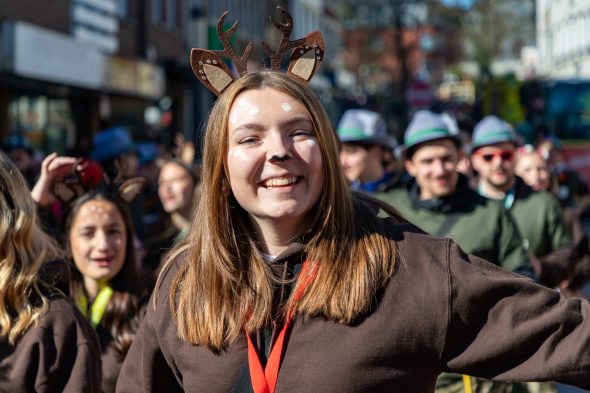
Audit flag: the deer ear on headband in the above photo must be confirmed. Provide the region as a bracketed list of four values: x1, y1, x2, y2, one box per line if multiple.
[52, 158, 145, 204]
[118, 177, 145, 203]
[261, 7, 324, 84]
[190, 6, 324, 96]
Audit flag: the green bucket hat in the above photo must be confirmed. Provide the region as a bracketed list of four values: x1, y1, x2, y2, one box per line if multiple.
[403, 110, 459, 156]
[471, 116, 518, 151]
[337, 109, 394, 148]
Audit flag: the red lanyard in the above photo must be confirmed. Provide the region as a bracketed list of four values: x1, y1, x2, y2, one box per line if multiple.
[245, 260, 318, 393]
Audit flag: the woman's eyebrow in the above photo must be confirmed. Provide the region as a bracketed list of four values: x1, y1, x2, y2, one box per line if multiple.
[230, 122, 265, 134]
[280, 117, 313, 128]
[231, 115, 312, 134]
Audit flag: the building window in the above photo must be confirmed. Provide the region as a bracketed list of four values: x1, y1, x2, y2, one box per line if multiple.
[117, 0, 128, 19]
[167, 0, 177, 29]
[152, 0, 164, 24]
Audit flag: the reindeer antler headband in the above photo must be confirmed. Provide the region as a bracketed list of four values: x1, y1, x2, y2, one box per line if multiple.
[190, 6, 325, 96]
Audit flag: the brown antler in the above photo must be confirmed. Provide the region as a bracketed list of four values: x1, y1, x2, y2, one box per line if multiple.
[261, 6, 306, 69]
[215, 11, 253, 76]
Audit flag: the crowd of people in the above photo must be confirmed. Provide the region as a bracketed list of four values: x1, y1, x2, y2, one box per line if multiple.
[1, 8, 590, 393]
[340, 107, 590, 392]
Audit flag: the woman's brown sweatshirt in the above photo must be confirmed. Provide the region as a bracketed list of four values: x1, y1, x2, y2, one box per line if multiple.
[117, 222, 590, 392]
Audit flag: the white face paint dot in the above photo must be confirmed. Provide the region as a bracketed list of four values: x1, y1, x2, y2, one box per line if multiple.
[229, 148, 249, 160]
[281, 103, 292, 112]
[249, 107, 259, 116]
[230, 112, 238, 125]
[306, 139, 318, 147]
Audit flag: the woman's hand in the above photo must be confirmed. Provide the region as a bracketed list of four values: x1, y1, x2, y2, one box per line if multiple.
[31, 153, 77, 206]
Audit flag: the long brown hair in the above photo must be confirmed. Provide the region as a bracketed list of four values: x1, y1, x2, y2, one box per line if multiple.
[165, 72, 401, 350]
[64, 192, 145, 358]
[0, 152, 62, 344]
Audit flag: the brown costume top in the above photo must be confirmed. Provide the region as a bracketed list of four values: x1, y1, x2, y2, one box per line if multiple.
[117, 221, 590, 393]
[0, 261, 101, 392]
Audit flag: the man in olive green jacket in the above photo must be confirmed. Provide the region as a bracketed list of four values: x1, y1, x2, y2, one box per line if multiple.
[379, 111, 537, 393]
[470, 116, 571, 262]
[378, 110, 531, 276]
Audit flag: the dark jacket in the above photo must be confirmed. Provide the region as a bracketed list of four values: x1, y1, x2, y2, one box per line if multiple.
[378, 176, 530, 274]
[508, 177, 571, 257]
[117, 221, 590, 392]
[0, 260, 101, 392]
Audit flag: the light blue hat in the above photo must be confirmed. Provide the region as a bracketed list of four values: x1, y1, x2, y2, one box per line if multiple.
[471, 116, 518, 151]
[337, 109, 393, 148]
[403, 110, 459, 155]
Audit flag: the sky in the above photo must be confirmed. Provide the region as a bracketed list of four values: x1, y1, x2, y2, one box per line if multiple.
[440, 0, 475, 9]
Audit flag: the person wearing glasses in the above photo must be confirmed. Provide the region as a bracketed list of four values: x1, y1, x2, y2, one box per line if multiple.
[378, 110, 530, 276]
[470, 116, 571, 263]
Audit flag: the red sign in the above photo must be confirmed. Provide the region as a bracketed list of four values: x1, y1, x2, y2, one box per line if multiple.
[407, 80, 434, 110]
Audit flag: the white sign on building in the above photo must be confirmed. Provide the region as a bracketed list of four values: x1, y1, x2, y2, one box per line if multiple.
[72, 0, 120, 54]
[0, 21, 105, 89]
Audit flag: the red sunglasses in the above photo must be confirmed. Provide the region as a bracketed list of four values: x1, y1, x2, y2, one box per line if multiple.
[475, 150, 515, 163]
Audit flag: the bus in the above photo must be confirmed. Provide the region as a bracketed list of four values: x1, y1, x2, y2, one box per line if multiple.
[543, 79, 590, 187]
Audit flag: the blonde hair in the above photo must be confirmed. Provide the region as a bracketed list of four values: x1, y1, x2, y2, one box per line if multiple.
[164, 72, 400, 350]
[0, 153, 61, 344]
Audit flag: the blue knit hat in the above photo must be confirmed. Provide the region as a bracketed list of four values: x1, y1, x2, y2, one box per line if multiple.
[471, 116, 518, 151]
[337, 109, 393, 148]
[403, 110, 459, 156]
[136, 141, 160, 166]
[91, 127, 136, 163]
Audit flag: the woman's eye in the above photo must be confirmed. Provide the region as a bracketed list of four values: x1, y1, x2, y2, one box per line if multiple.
[109, 228, 122, 235]
[238, 137, 259, 145]
[292, 130, 313, 139]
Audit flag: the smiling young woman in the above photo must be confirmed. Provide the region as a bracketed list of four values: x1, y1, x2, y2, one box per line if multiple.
[115, 70, 590, 393]
[63, 191, 148, 393]
[166, 72, 400, 347]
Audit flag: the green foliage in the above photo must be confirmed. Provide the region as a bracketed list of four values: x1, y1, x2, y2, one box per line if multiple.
[481, 74, 524, 125]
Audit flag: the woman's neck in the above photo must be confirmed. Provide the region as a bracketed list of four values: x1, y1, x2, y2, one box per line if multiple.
[252, 216, 310, 256]
[83, 276, 108, 301]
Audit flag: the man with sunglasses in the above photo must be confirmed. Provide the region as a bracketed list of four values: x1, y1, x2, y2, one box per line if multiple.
[471, 115, 571, 262]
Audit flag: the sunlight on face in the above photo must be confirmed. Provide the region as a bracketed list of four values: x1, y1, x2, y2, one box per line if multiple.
[516, 151, 551, 191]
[405, 139, 460, 199]
[158, 162, 195, 214]
[225, 88, 324, 231]
[69, 199, 127, 285]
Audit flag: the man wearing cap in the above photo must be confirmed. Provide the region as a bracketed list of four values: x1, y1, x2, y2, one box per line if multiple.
[471, 116, 571, 263]
[380, 110, 534, 393]
[379, 110, 530, 274]
[337, 109, 403, 193]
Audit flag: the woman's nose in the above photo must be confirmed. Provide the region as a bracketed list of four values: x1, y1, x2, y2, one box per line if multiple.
[267, 133, 292, 162]
[93, 231, 109, 250]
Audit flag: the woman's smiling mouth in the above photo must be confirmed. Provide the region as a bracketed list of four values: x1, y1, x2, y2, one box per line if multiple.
[261, 176, 301, 188]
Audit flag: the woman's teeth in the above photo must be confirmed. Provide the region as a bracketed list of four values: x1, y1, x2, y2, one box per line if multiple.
[263, 176, 298, 187]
